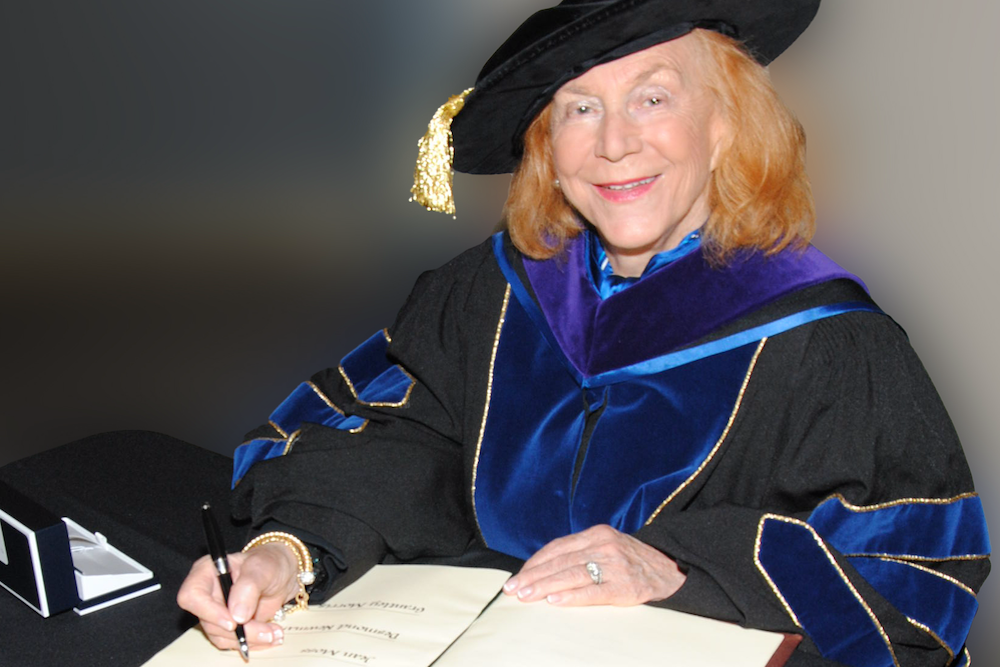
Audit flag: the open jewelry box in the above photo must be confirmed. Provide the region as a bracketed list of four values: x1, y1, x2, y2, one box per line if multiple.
[0, 480, 159, 616]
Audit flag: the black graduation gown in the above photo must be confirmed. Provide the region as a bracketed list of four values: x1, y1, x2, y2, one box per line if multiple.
[232, 234, 989, 667]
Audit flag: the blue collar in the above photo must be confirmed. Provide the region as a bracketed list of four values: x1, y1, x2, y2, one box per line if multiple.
[587, 229, 702, 299]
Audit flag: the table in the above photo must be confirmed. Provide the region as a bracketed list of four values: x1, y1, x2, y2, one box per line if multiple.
[0, 431, 244, 667]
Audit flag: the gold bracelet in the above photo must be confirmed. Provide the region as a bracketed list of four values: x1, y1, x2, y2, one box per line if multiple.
[243, 532, 316, 619]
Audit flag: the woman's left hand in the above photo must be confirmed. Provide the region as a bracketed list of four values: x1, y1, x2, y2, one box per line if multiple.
[502, 525, 686, 606]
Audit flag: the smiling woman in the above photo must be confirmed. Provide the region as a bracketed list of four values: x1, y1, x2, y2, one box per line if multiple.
[172, 2, 989, 666]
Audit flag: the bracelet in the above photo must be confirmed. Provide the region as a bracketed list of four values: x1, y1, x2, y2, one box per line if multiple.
[243, 532, 316, 620]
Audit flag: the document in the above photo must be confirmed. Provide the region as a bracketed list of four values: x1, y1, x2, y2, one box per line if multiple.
[144, 565, 511, 666]
[433, 590, 786, 667]
[145, 564, 789, 666]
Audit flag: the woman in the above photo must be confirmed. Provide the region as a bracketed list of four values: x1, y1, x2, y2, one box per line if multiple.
[178, 1, 990, 665]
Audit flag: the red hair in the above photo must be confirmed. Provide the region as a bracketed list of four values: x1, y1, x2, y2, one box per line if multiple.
[503, 29, 815, 264]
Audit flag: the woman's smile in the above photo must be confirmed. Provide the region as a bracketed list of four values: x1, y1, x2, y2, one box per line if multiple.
[593, 175, 660, 202]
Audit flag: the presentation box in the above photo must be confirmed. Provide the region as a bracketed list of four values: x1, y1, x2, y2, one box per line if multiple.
[0, 480, 158, 616]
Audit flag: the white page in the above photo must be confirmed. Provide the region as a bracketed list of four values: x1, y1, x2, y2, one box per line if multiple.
[146, 564, 787, 667]
[143, 564, 511, 666]
[434, 592, 786, 667]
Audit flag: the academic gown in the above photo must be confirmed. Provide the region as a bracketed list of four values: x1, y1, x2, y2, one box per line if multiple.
[232, 232, 990, 667]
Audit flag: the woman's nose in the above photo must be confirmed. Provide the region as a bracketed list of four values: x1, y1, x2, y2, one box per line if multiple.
[595, 110, 642, 162]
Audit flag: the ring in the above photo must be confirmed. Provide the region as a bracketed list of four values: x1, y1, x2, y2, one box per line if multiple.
[585, 561, 603, 585]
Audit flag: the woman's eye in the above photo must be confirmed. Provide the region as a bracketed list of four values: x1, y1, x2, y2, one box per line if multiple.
[574, 104, 592, 114]
[647, 96, 663, 106]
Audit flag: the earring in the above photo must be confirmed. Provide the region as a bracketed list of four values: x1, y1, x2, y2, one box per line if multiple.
[553, 179, 561, 189]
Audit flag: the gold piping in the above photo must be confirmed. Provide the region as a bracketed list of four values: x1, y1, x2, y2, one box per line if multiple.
[269, 420, 289, 439]
[644, 338, 767, 525]
[338, 341, 417, 408]
[305, 381, 367, 433]
[867, 557, 977, 596]
[964, 647, 972, 666]
[905, 617, 954, 662]
[470, 285, 511, 543]
[239, 436, 283, 446]
[755, 514, 900, 667]
[339, 365, 359, 397]
[842, 552, 989, 563]
[282, 429, 302, 456]
[307, 381, 346, 415]
[820, 492, 979, 513]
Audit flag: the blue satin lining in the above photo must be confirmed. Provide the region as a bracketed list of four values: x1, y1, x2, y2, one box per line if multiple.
[758, 518, 896, 667]
[849, 557, 977, 659]
[232, 382, 365, 487]
[231, 330, 413, 487]
[809, 495, 991, 560]
[757, 496, 991, 664]
[341, 331, 413, 403]
[587, 228, 702, 299]
[806, 495, 989, 660]
[270, 382, 361, 435]
[475, 294, 759, 559]
[232, 439, 288, 488]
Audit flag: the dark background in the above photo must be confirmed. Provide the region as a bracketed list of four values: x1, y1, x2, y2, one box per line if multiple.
[2, 0, 997, 659]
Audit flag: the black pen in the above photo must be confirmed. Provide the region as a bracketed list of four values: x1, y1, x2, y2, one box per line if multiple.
[202, 502, 250, 662]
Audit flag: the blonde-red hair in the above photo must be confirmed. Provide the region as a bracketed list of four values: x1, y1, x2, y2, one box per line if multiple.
[502, 29, 815, 264]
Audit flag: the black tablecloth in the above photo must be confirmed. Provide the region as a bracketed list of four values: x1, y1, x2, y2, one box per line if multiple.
[0, 431, 244, 667]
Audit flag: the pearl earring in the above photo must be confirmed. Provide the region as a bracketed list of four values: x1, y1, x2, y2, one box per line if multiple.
[553, 179, 561, 189]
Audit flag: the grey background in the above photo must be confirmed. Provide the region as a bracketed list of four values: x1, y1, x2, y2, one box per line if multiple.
[1, 0, 996, 659]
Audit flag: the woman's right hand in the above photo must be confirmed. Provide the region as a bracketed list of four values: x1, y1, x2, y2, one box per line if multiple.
[176, 542, 301, 652]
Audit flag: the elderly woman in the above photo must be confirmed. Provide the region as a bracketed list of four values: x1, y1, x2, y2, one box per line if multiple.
[178, 1, 990, 666]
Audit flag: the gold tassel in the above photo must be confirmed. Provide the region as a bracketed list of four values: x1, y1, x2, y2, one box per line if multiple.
[410, 88, 473, 215]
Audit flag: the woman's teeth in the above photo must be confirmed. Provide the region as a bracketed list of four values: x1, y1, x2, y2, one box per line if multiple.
[604, 176, 656, 191]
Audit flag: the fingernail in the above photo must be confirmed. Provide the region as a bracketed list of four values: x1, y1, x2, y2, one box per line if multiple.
[232, 606, 250, 624]
[221, 619, 235, 632]
[516, 586, 533, 599]
[257, 631, 273, 644]
[546, 594, 561, 604]
[272, 627, 284, 643]
[503, 579, 518, 592]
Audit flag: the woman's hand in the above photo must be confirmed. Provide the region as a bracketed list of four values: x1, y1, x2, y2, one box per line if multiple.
[176, 542, 301, 652]
[502, 525, 686, 606]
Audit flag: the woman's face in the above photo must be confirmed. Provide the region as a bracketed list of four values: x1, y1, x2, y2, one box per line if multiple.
[550, 34, 727, 276]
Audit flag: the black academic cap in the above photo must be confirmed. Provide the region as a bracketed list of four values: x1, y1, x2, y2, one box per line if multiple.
[451, 0, 821, 175]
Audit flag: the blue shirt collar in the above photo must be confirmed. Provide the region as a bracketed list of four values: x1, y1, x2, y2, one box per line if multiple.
[586, 228, 702, 299]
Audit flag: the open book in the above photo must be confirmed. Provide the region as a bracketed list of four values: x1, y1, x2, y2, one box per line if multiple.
[145, 564, 793, 666]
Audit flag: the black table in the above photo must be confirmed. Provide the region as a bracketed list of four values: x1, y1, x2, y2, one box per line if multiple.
[0, 431, 244, 667]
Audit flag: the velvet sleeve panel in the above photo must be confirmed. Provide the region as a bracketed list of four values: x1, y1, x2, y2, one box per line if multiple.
[636, 310, 989, 667]
[230, 238, 508, 592]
